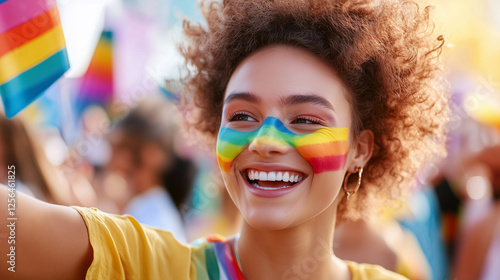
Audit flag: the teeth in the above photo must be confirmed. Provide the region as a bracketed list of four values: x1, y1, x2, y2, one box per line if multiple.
[283, 172, 289, 182]
[276, 172, 282, 181]
[246, 169, 305, 184]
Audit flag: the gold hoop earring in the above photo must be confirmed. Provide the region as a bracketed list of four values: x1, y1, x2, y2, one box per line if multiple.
[343, 166, 363, 201]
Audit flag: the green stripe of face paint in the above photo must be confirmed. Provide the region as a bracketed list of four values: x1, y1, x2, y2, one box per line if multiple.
[217, 118, 288, 161]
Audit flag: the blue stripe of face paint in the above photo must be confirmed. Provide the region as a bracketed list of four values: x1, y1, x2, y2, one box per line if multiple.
[218, 116, 297, 145]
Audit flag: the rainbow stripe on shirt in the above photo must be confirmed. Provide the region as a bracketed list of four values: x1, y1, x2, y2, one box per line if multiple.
[0, 0, 69, 118]
[191, 235, 245, 280]
[216, 117, 349, 174]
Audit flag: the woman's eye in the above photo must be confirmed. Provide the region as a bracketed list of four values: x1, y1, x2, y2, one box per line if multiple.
[292, 117, 322, 125]
[229, 113, 256, 122]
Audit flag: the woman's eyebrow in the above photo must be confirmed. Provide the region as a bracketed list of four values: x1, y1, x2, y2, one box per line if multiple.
[224, 91, 261, 105]
[281, 94, 335, 111]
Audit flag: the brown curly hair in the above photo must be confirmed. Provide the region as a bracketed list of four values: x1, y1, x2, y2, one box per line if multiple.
[180, 0, 449, 220]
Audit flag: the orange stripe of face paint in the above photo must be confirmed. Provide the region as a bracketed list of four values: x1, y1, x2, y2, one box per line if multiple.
[295, 141, 348, 159]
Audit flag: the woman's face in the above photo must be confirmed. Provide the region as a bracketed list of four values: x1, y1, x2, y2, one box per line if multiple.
[218, 45, 357, 230]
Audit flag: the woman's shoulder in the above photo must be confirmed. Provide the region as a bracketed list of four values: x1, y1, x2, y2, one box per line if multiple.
[345, 260, 409, 280]
[72, 206, 191, 280]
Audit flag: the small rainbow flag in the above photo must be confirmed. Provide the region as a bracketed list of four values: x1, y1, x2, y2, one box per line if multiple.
[75, 30, 113, 114]
[0, 0, 69, 118]
[217, 117, 349, 174]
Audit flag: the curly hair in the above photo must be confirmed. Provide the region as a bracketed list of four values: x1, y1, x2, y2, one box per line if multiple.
[180, 0, 449, 220]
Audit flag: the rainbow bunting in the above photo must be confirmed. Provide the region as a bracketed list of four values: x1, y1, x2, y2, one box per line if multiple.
[217, 117, 349, 174]
[0, 0, 69, 118]
[75, 30, 113, 114]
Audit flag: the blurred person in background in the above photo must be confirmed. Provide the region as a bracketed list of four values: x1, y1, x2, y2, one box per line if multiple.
[452, 144, 500, 280]
[105, 97, 196, 242]
[0, 115, 77, 205]
[397, 182, 449, 280]
[427, 117, 500, 278]
[67, 106, 126, 214]
[78, 106, 112, 176]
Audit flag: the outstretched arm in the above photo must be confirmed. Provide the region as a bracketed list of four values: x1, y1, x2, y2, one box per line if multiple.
[0, 184, 92, 280]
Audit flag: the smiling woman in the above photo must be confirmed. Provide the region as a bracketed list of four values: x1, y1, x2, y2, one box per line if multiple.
[179, 0, 448, 278]
[0, 0, 448, 280]
[214, 46, 367, 239]
[182, 0, 449, 222]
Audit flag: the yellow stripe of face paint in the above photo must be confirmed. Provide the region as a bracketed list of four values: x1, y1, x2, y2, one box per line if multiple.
[293, 127, 348, 146]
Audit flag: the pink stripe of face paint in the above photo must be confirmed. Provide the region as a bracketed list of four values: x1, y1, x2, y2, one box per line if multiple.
[305, 154, 348, 174]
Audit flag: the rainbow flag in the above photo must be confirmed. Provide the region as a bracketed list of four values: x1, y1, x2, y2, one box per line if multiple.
[217, 117, 349, 174]
[0, 0, 69, 118]
[75, 30, 113, 114]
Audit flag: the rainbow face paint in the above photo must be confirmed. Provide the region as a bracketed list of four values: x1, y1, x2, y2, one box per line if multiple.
[216, 117, 349, 173]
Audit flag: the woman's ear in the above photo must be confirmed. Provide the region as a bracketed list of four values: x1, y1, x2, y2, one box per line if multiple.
[348, 129, 374, 171]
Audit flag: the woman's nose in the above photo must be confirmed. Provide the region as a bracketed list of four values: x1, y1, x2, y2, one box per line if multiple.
[248, 136, 289, 157]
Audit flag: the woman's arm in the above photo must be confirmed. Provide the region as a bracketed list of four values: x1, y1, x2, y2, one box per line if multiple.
[0, 184, 92, 280]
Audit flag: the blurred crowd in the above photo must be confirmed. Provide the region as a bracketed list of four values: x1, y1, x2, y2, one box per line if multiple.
[1, 1, 499, 279]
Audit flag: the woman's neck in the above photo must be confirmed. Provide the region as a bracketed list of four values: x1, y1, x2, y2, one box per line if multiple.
[235, 205, 350, 280]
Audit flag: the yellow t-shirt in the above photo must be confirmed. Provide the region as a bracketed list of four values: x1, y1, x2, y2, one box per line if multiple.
[72, 207, 407, 280]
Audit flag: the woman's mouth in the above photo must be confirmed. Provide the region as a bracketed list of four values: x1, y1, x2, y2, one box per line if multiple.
[244, 169, 306, 190]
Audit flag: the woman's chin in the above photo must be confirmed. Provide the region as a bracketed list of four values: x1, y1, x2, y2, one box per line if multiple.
[241, 209, 297, 231]
[244, 219, 291, 231]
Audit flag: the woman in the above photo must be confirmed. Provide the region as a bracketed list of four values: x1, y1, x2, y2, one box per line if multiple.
[0, 0, 447, 279]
